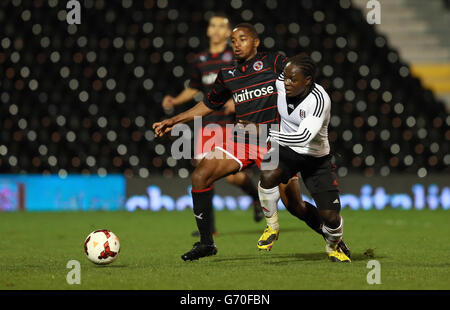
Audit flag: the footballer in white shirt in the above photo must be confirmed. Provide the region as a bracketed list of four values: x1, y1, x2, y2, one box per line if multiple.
[257, 54, 351, 262]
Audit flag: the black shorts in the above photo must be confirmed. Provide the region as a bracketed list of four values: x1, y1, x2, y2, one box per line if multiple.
[264, 143, 339, 195]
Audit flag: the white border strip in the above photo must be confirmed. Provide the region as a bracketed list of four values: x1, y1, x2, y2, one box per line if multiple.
[213, 146, 244, 171]
[194, 152, 208, 160]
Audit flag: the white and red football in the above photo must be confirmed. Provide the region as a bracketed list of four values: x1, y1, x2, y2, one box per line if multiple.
[83, 229, 120, 265]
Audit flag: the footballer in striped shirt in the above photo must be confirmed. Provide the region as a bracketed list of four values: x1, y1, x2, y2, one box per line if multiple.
[161, 13, 265, 234]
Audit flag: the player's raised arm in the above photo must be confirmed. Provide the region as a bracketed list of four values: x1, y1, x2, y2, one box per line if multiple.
[152, 101, 214, 137]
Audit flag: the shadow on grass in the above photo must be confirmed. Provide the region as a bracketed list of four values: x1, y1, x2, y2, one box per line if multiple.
[211, 252, 325, 264]
[352, 253, 386, 261]
[93, 264, 129, 268]
[211, 252, 384, 264]
[215, 227, 307, 237]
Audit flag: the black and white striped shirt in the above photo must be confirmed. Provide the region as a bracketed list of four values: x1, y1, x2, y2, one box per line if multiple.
[269, 73, 331, 157]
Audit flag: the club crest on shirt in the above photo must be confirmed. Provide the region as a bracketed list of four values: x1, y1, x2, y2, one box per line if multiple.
[253, 60, 263, 71]
[299, 109, 306, 119]
[199, 55, 207, 62]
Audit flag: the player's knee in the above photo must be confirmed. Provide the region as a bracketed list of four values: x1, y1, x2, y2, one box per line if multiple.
[191, 167, 212, 189]
[225, 174, 236, 184]
[225, 173, 245, 186]
[312, 190, 341, 227]
[259, 170, 279, 189]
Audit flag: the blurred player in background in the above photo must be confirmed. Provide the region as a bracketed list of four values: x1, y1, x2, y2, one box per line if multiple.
[260, 54, 351, 262]
[154, 24, 348, 261]
[161, 13, 264, 237]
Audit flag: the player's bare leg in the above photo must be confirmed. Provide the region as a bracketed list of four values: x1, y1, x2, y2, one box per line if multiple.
[182, 148, 241, 261]
[312, 191, 351, 262]
[279, 177, 323, 235]
[225, 171, 264, 222]
[258, 170, 350, 257]
[258, 167, 323, 250]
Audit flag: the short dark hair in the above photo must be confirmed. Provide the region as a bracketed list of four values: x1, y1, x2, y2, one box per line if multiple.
[233, 23, 258, 39]
[287, 53, 317, 82]
[210, 12, 232, 29]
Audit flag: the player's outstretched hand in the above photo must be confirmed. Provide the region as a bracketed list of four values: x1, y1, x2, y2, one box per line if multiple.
[162, 95, 176, 110]
[152, 118, 175, 138]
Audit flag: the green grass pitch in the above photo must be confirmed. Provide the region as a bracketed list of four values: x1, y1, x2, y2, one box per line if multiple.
[0, 209, 449, 290]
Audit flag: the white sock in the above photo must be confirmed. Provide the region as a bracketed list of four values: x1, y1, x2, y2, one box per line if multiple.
[322, 216, 343, 248]
[266, 210, 279, 231]
[258, 182, 280, 231]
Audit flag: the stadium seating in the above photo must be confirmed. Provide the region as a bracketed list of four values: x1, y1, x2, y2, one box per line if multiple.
[0, 0, 448, 179]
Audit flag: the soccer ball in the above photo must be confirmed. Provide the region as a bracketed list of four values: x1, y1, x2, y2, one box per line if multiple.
[83, 229, 120, 265]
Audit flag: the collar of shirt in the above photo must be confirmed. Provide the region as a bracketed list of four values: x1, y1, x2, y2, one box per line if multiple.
[210, 47, 233, 60]
[234, 52, 263, 73]
[289, 83, 315, 105]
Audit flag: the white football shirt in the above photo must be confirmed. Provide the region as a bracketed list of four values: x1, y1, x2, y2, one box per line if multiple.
[269, 73, 331, 157]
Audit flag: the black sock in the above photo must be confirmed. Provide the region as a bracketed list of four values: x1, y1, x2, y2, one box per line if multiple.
[192, 186, 215, 245]
[240, 176, 259, 202]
